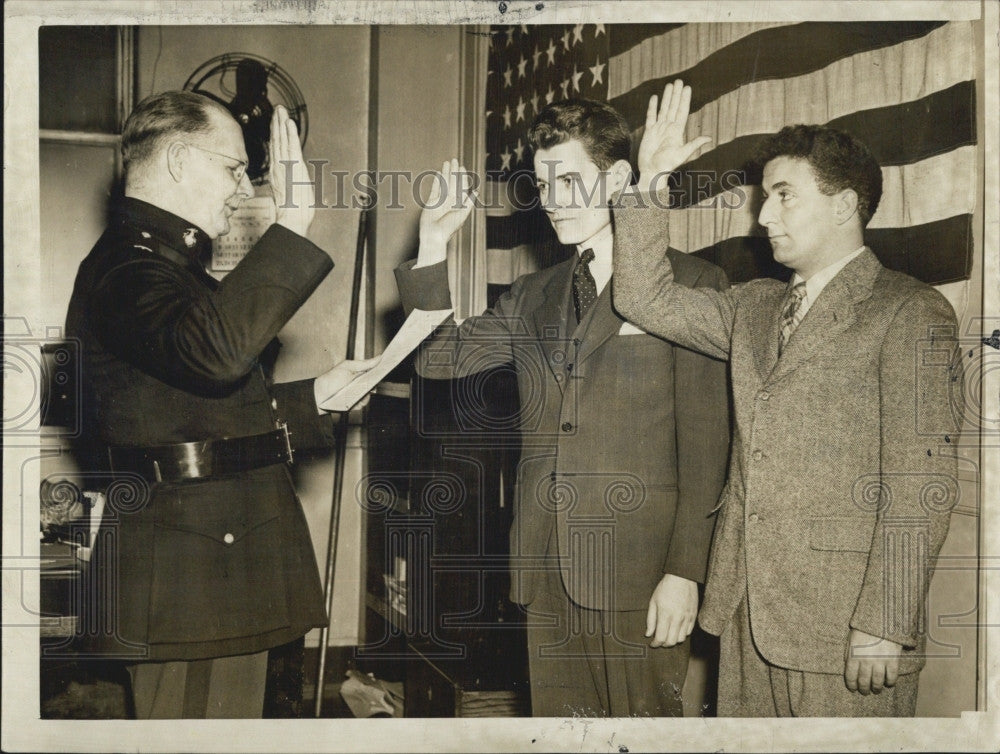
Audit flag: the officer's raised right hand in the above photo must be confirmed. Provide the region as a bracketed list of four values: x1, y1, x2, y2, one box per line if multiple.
[269, 105, 315, 237]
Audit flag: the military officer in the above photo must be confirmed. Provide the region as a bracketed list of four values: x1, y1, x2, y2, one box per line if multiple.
[65, 91, 377, 718]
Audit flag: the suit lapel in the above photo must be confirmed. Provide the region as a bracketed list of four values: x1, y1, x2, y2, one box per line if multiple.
[768, 249, 881, 383]
[575, 282, 621, 365]
[531, 257, 575, 388]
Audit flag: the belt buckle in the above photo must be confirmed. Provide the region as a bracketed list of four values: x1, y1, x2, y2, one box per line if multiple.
[278, 421, 294, 465]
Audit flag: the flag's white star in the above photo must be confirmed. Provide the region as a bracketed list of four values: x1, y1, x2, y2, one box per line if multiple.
[572, 24, 584, 45]
[545, 84, 555, 104]
[560, 77, 570, 99]
[515, 96, 526, 122]
[514, 138, 525, 163]
[517, 55, 528, 79]
[571, 65, 584, 93]
[486, 109, 493, 119]
[530, 91, 540, 114]
[561, 29, 571, 51]
[503, 105, 512, 128]
[589, 59, 606, 86]
[594, 24, 606, 37]
[501, 149, 512, 171]
[506, 27, 516, 46]
[545, 39, 557, 65]
[532, 45, 543, 69]
[503, 64, 513, 87]
[520, 24, 529, 34]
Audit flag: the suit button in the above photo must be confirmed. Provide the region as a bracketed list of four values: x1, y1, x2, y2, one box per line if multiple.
[748, 513, 759, 523]
[752, 450, 763, 461]
[566, 363, 574, 373]
[223, 533, 235, 545]
[759, 391, 770, 401]
[561, 422, 573, 432]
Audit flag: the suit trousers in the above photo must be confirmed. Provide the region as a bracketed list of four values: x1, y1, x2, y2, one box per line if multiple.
[127, 651, 269, 718]
[718, 596, 919, 716]
[525, 534, 689, 717]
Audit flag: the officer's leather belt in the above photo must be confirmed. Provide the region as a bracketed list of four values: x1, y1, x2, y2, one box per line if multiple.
[108, 424, 293, 483]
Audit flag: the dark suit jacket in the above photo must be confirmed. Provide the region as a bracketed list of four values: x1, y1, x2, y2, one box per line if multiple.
[396, 249, 730, 612]
[613, 199, 962, 675]
[65, 198, 331, 661]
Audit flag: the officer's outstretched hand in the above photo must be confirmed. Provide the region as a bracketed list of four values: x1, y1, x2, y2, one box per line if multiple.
[314, 356, 383, 413]
[269, 105, 315, 237]
[415, 159, 477, 269]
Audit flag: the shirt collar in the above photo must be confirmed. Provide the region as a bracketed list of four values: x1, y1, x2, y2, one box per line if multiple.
[577, 221, 614, 263]
[114, 197, 212, 263]
[791, 245, 866, 306]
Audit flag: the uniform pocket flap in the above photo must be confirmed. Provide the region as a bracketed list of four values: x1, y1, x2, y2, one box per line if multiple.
[154, 478, 282, 545]
[809, 517, 874, 553]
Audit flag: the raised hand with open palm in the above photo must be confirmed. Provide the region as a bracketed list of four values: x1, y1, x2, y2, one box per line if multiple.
[636, 79, 712, 193]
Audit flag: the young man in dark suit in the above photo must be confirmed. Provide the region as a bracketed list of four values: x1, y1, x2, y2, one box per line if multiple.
[613, 80, 961, 716]
[395, 99, 730, 716]
[66, 91, 376, 717]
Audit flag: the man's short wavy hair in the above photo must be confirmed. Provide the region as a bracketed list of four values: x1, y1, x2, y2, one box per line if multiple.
[121, 90, 222, 176]
[528, 98, 632, 170]
[755, 124, 883, 227]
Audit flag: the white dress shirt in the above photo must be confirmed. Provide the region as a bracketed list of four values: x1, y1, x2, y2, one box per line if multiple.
[578, 222, 614, 296]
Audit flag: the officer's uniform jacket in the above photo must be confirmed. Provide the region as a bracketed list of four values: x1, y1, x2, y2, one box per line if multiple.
[66, 198, 332, 661]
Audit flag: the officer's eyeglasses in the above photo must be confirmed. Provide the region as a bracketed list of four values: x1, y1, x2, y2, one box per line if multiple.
[184, 143, 248, 184]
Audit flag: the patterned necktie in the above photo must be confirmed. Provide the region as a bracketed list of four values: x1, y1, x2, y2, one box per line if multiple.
[778, 280, 807, 356]
[573, 248, 598, 323]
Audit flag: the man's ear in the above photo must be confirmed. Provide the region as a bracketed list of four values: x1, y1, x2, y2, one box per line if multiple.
[608, 158, 633, 201]
[834, 188, 860, 226]
[165, 141, 187, 183]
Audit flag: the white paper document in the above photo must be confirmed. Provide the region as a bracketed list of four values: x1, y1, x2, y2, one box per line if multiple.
[318, 308, 452, 412]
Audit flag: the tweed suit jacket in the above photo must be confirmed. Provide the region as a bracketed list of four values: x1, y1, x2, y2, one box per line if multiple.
[611, 199, 962, 675]
[396, 251, 730, 613]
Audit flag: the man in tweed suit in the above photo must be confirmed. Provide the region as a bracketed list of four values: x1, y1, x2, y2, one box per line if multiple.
[612, 81, 961, 716]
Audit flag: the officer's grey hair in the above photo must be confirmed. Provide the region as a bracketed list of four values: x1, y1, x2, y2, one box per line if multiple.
[121, 90, 227, 177]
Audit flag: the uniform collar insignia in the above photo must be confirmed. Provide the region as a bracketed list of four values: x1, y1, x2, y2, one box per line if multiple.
[115, 198, 211, 262]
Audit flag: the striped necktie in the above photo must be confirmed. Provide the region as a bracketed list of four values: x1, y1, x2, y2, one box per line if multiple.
[573, 248, 597, 322]
[778, 281, 807, 356]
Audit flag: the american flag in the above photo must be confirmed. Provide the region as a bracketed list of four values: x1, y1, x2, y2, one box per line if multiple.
[483, 22, 976, 311]
[486, 23, 610, 177]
